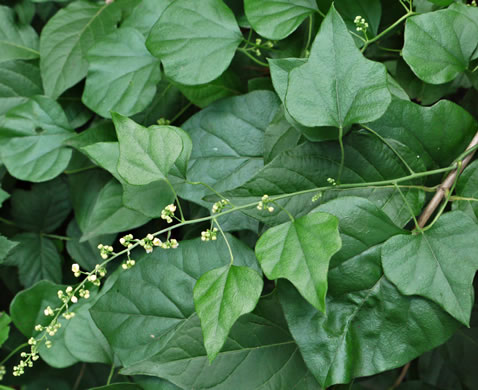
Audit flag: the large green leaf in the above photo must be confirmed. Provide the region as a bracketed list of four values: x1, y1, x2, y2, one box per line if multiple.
[82, 28, 161, 118]
[0, 234, 17, 262]
[402, 9, 478, 84]
[278, 197, 459, 388]
[120, 294, 320, 389]
[454, 160, 478, 222]
[382, 211, 478, 326]
[10, 177, 72, 233]
[0, 5, 39, 62]
[255, 213, 341, 311]
[0, 60, 42, 115]
[176, 90, 280, 209]
[0, 96, 74, 182]
[367, 99, 477, 169]
[0, 312, 10, 348]
[193, 264, 263, 361]
[222, 132, 426, 227]
[78, 141, 176, 218]
[284, 5, 391, 128]
[264, 107, 301, 163]
[91, 236, 261, 366]
[122, 0, 174, 35]
[40, 0, 122, 98]
[146, 0, 242, 85]
[2, 233, 62, 287]
[69, 169, 150, 242]
[113, 113, 185, 186]
[244, 0, 318, 40]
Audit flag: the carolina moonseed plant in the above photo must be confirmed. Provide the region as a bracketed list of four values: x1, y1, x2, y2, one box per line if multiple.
[1, 0, 478, 389]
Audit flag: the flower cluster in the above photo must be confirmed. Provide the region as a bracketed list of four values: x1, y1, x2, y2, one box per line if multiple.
[201, 228, 218, 241]
[160, 239, 179, 249]
[97, 244, 114, 259]
[0, 365, 6, 380]
[312, 191, 323, 202]
[161, 204, 177, 223]
[327, 177, 337, 186]
[122, 259, 136, 269]
[354, 15, 369, 33]
[119, 233, 134, 248]
[256, 195, 274, 213]
[139, 233, 162, 253]
[212, 199, 229, 213]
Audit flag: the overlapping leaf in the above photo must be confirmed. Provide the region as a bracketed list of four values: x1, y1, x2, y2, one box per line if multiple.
[146, 0, 242, 85]
[278, 197, 459, 388]
[382, 211, 478, 325]
[284, 5, 391, 128]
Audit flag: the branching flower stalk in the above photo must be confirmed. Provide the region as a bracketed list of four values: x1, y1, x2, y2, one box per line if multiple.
[8, 144, 477, 376]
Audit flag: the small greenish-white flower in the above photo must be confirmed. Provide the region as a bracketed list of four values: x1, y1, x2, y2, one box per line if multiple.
[88, 274, 97, 282]
[45, 340, 52, 348]
[161, 204, 177, 223]
[212, 199, 229, 213]
[257, 194, 274, 212]
[354, 15, 369, 32]
[70, 295, 78, 304]
[119, 234, 134, 248]
[66, 286, 73, 293]
[79, 289, 90, 299]
[312, 192, 323, 202]
[201, 228, 218, 242]
[327, 177, 337, 186]
[34, 324, 43, 332]
[71, 263, 81, 277]
[28, 337, 36, 345]
[122, 259, 136, 270]
[0, 364, 6, 380]
[98, 244, 114, 259]
[44, 306, 54, 316]
[62, 312, 76, 320]
[57, 290, 64, 299]
[255, 38, 262, 45]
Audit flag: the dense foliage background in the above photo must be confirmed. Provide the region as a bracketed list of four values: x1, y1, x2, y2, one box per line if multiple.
[0, 0, 478, 389]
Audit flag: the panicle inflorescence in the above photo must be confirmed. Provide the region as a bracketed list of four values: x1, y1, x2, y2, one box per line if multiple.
[212, 199, 229, 213]
[354, 15, 369, 33]
[201, 228, 218, 242]
[256, 195, 275, 213]
[161, 204, 177, 223]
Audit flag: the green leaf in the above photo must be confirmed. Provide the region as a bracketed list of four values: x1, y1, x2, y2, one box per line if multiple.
[0, 5, 39, 62]
[82, 28, 161, 118]
[0, 234, 18, 262]
[256, 213, 341, 311]
[40, 1, 122, 98]
[367, 98, 477, 169]
[176, 90, 280, 210]
[2, 233, 62, 287]
[175, 70, 242, 108]
[284, 5, 391, 128]
[113, 113, 185, 186]
[78, 141, 176, 218]
[120, 294, 320, 389]
[69, 169, 150, 242]
[90, 236, 260, 366]
[454, 160, 478, 222]
[11, 177, 72, 233]
[0, 96, 74, 182]
[222, 133, 425, 228]
[122, 0, 174, 35]
[264, 107, 301, 163]
[66, 220, 116, 271]
[278, 197, 459, 388]
[402, 9, 478, 84]
[193, 264, 263, 362]
[244, 0, 318, 40]
[382, 211, 478, 325]
[146, 0, 242, 85]
[0, 312, 11, 348]
[0, 60, 42, 115]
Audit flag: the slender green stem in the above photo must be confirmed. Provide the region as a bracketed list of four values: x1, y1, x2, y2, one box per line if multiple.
[337, 126, 345, 184]
[399, 0, 410, 12]
[64, 165, 97, 175]
[395, 183, 421, 232]
[0, 216, 15, 226]
[186, 180, 236, 207]
[349, 30, 367, 43]
[165, 179, 185, 222]
[106, 362, 115, 385]
[454, 142, 478, 163]
[303, 15, 313, 56]
[238, 48, 269, 67]
[316, 7, 325, 18]
[213, 219, 234, 265]
[361, 125, 415, 175]
[449, 195, 478, 202]
[41, 233, 71, 241]
[271, 200, 295, 222]
[361, 12, 414, 52]
[170, 102, 192, 124]
[0, 343, 28, 366]
[72, 363, 86, 390]
[472, 63, 478, 73]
